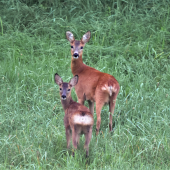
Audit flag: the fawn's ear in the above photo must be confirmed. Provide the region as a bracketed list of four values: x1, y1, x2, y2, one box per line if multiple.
[54, 73, 63, 86]
[81, 31, 91, 44]
[66, 31, 75, 43]
[69, 75, 79, 87]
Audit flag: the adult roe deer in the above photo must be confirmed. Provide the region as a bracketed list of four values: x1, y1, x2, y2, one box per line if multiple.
[54, 73, 93, 157]
[66, 31, 120, 135]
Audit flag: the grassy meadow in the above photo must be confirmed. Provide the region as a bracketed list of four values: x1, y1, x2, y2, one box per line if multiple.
[0, 0, 170, 169]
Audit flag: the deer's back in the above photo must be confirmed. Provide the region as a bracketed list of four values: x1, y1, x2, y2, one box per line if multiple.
[74, 65, 119, 101]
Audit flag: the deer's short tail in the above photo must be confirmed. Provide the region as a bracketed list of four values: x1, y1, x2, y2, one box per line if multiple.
[72, 112, 93, 126]
[101, 83, 119, 96]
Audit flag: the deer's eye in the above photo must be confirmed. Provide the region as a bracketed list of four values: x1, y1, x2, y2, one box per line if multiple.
[60, 88, 62, 91]
[71, 46, 73, 48]
[67, 89, 70, 91]
[80, 46, 83, 49]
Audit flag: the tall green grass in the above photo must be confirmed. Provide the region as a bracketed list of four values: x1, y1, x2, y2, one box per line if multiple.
[0, 0, 170, 169]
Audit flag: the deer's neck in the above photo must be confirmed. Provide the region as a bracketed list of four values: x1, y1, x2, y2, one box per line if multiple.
[61, 97, 74, 111]
[71, 56, 85, 75]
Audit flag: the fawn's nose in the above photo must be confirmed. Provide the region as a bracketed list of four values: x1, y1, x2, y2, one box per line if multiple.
[73, 53, 79, 58]
[61, 95, 66, 100]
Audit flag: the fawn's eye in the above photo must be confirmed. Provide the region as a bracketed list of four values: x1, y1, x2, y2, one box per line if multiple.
[80, 46, 83, 49]
[71, 46, 73, 48]
[67, 89, 70, 91]
[60, 88, 62, 91]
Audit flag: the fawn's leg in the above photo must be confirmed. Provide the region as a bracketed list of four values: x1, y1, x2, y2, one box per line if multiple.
[71, 125, 78, 156]
[65, 127, 71, 148]
[84, 126, 93, 157]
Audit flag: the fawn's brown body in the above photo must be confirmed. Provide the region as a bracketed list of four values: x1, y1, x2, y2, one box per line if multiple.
[54, 74, 93, 157]
[66, 31, 120, 135]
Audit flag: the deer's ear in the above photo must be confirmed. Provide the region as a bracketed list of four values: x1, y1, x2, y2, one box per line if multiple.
[81, 31, 91, 44]
[69, 75, 79, 87]
[66, 31, 75, 43]
[54, 73, 63, 86]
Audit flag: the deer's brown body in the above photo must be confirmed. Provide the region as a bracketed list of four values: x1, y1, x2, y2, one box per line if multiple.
[54, 74, 93, 157]
[66, 31, 120, 135]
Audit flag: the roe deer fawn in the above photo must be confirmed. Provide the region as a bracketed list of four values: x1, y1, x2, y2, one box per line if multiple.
[54, 73, 93, 157]
[66, 31, 120, 135]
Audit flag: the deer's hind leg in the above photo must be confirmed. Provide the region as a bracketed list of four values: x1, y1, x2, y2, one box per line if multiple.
[109, 91, 119, 132]
[95, 88, 107, 135]
[88, 100, 94, 115]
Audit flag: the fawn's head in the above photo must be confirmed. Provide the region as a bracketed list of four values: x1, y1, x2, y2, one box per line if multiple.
[54, 73, 78, 100]
[66, 31, 91, 59]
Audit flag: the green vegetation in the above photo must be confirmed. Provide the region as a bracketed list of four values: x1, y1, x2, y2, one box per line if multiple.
[0, 0, 170, 169]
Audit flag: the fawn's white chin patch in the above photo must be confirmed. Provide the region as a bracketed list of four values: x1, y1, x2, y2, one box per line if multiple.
[73, 56, 79, 59]
[61, 97, 66, 100]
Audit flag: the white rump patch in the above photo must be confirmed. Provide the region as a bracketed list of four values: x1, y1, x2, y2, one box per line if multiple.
[101, 84, 117, 96]
[101, 84, 107, 91]
[109, 86, 112, 96]
[73, 115, 93, 125]
[112, 85, 117, 93]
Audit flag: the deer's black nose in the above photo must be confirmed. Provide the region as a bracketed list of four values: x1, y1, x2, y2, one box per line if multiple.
[73, 53, 79, 58]
[61, 95, 66, 100]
